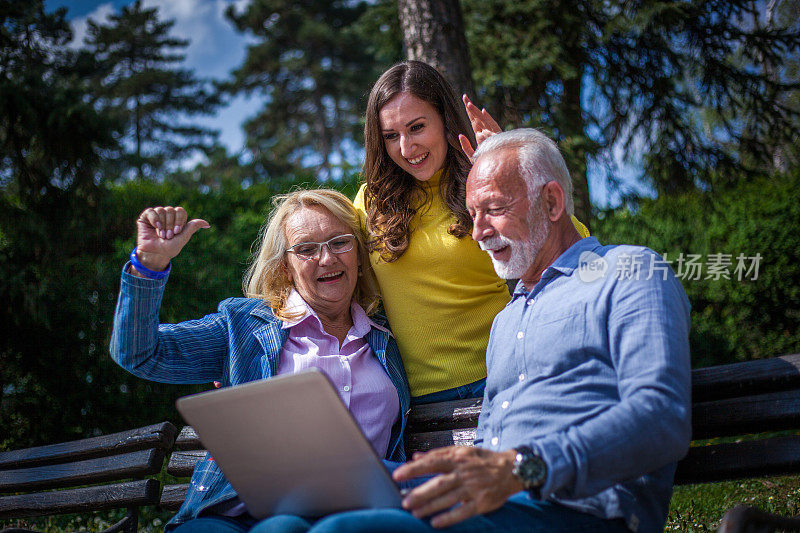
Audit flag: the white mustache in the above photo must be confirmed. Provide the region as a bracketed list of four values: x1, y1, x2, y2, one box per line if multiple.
[478, 234, 513, 252]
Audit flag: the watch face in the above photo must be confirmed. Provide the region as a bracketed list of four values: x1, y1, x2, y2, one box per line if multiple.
[514, 447, 547, 490]
[519, 455, 546, 483]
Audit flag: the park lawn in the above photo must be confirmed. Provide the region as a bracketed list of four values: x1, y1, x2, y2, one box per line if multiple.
[667, 475, 800, 531]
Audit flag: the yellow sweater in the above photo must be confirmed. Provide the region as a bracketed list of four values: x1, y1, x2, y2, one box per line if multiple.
[354, 173, 508, 396]
[354, 172, 590, 396]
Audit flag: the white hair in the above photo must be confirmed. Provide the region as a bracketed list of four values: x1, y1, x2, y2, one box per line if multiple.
[472, 128, 575, 216]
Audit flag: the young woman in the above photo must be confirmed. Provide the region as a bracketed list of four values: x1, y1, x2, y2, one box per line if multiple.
[354, 61, 589, 403]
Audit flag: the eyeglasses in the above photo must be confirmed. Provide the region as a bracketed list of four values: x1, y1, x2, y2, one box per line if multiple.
[286, 234, 357, 261]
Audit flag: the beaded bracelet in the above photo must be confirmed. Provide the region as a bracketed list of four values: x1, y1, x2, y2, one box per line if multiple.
[130, 247, 171, 280]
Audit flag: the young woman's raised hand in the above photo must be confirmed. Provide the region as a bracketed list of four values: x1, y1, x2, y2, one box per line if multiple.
[458, 94, 502, 161]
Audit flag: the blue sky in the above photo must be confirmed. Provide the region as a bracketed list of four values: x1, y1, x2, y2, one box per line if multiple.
[45, 0, 638, 206]
[46, 0, 258, 165]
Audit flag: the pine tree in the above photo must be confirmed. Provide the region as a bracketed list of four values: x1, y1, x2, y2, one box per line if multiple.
[1, 0, 115, 205]
[461, 0, 800, 213]
[224, 0, 387, 180]
[83, 0, 220, 180]
[703, 0, 800, 175]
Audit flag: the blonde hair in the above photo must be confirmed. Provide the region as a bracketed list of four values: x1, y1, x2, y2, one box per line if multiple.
[243, 189, 381, 320]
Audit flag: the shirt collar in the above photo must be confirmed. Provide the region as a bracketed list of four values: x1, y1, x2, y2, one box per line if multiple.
[512, 236, 602, 297]
[280, 289, 390, 336]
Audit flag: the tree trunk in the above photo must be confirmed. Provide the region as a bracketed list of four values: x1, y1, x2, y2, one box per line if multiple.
[397, 0, 475, 97]
[562, 75, 591, 225]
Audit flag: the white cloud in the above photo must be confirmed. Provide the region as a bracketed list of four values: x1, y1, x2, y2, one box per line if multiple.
[231, 0, 249, 14]
[65, 0, 260, 155]
[140, 0, 248, 79]
[68, 2, 115, 48]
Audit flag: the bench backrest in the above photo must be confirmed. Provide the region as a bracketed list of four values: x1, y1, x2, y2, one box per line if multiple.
[0, 422, 176, 529]
[161, 353, 800, 509]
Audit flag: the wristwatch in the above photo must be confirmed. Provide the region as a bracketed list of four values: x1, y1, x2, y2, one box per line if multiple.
[512, 445, 548, 495]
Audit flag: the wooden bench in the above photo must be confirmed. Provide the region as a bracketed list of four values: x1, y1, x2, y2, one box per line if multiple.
[0, 422, 177, 533]
[160, 353, 800, 530]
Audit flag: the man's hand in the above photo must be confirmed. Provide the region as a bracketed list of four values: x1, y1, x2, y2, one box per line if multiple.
[392, 446, 523, 528]
[458, 94, 502, 161]
[133, 206, 210, 273]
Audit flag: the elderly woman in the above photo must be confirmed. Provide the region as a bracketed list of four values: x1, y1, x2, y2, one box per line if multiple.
[354, 60, 590, 403]
[109, 189, 410, 532]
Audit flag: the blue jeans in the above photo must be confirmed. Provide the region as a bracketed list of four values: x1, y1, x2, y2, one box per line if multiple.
[172, 515, 308, 533]
[172, 500, 629, 532]
[411, 378, 486, 405]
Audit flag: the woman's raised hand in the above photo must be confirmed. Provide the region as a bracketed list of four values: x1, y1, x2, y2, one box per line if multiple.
[134, 206, 210, 272]
[458, 94, 502, 161]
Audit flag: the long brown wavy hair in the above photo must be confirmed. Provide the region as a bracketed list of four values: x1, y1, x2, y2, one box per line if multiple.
[363, 60, 476, 262]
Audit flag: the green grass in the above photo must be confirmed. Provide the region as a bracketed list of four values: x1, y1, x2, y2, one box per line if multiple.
[667, 476, 800, 532]
[4, 475, 799, 532]
[0, 506, 173, 533]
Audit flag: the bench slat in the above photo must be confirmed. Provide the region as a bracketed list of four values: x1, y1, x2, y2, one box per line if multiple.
[675, 435, 800, 484]
[405, 389, 800, 445]
[0, 479, 160, 519]
[407, 398, 481, 433]
[0, 422, 177, 471]
[160, 484, 189, 511]
[167, 450, 207, 477]
[159, 437, 800, 506]
[692, 389, 800, 439]
[0, 449, 165, 493]
[405, 428, 476, 455]
[175, 426, 201, 450]
[405, 430, 800, 486]
[691, 353, 800, 402]
[169, 389, 800, 479]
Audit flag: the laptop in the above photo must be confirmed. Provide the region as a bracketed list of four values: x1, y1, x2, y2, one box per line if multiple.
[175, 368, 402, 518]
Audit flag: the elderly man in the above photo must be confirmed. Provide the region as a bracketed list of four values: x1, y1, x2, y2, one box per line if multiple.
[302, 129, 691, 533]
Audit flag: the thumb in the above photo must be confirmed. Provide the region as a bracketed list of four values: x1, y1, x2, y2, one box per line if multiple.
[183, 218, 211, 239]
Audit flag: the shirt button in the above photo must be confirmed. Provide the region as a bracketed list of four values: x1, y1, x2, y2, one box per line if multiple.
[491, 437, 499, 446]
[516, 331, 524, 339]
[519, 374, 526, 382]
[527, 300, 534, 306]
[343, 385, 351, 392]
[501, 400, 510, 409]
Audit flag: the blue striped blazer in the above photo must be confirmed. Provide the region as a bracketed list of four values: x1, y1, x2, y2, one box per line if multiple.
[109, 265, 411, 528]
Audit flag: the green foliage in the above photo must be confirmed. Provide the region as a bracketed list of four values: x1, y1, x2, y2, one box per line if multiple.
[83, 0, 220, 180]
[460, 0, 800, 205]
[1, 0, 120, 448]
[595, 171, 800, 367]
[0, 170, 359, 450]
[223, 0, 389, 180]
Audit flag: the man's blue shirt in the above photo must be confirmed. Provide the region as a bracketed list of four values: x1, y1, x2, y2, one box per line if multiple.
[476, 237, 691, 532]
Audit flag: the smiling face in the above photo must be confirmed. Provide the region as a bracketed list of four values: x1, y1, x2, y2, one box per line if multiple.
[283, 205, 360, 321]
[379, 92, 448, 182]
[466, 149, 550, 279]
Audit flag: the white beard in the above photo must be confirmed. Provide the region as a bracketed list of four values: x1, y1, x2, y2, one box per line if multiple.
[478, 206, 550, 280]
